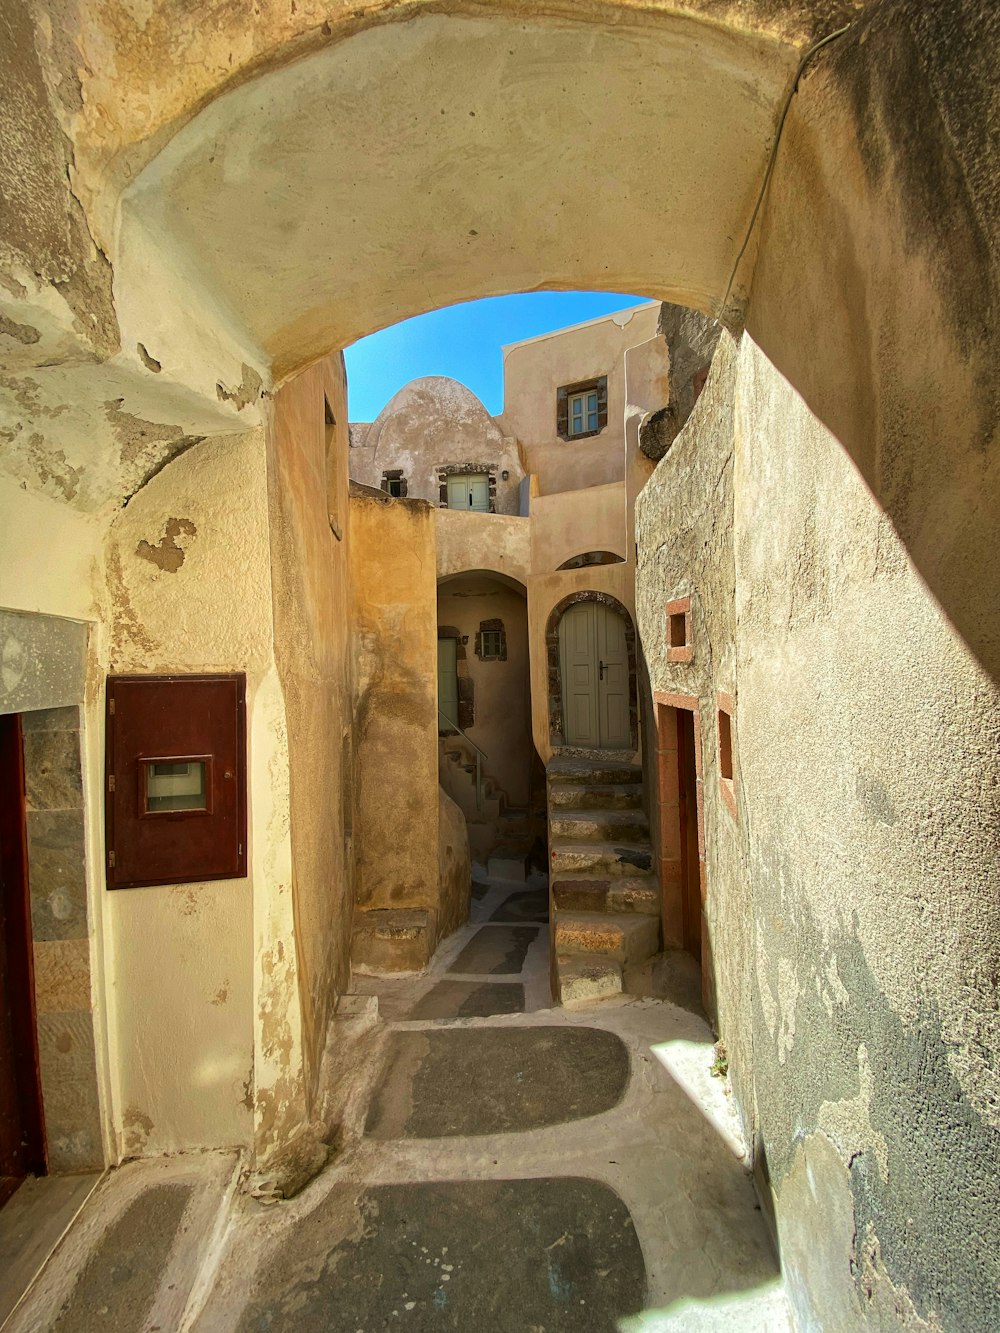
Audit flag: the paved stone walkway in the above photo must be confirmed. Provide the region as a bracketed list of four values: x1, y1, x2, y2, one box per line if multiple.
[5, 876, 792, 1332]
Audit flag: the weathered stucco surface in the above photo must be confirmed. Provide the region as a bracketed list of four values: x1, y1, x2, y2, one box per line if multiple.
[635, 14, 1000, 1324]
[265, 354, 356, 1142]
[500, 306, 660, 496]
[437, 789, 471, 943]
[350, 378, 522, 513]
[434, 509, 531, 585]
[437, 574, 532, 809]
[2, 4, 999, 1323]
[350, 492, 439, 918]
[530, 481, 628, 573]
[103, 431, 268, 1156]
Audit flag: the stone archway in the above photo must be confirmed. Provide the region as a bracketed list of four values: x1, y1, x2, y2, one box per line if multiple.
[545, 592, 639, 754]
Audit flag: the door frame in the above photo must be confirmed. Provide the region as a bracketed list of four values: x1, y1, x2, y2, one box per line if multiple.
[545, 592, 638, 753]
[0, 714, 47, 1187]
[653, 692, 713, 1018]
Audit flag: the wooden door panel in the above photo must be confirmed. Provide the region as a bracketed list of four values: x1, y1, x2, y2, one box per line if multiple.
[559, 604, 599, 747]
[438, 639, 459, 728]
[596, 604, 631, 750]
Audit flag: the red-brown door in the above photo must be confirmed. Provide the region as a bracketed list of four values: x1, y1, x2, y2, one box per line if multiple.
[0, 714, 46, 1204]
[676, 709, 702, 957]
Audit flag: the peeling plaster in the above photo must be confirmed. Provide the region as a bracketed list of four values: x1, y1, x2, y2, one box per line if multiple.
[135, 515, 197, 571]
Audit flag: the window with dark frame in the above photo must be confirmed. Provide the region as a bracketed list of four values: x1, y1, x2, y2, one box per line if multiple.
[556, 376, 608, 441]
[475, 619, 507, 661]
[381, 468, 407, 498]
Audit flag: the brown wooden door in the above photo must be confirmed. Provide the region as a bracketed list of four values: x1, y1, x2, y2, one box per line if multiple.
[0, 714, 46, 1203]
[676, 709, 702, 957]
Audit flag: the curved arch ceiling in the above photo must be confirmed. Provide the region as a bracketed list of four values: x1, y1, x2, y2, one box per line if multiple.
[116, 10, 798, 401]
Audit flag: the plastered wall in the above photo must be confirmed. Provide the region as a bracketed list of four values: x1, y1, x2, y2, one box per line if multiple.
[350, 377, 523, 513]
[264, 354, 356, 1141]
[636, 4, 1000, 1315]
[498, 305, 660, 495]
[350, 492, 439, 917]
[437, 575, 532, 808]
[101, 431, 268, 1156]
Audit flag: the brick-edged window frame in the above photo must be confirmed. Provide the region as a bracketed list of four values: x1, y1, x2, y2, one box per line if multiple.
[716, 691, 737, 822]
[381, 468, 407, 498]
[556, 376, 608, 441]
[665, 595, 693, 664]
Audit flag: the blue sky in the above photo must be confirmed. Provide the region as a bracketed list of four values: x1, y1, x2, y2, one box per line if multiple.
[344, 291, 651, 421]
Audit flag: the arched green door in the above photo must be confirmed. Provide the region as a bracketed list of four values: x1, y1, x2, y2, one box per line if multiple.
[558, 602, 630, 750]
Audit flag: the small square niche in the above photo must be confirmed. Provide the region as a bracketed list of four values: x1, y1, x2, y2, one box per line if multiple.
[665, 597, 693, 663]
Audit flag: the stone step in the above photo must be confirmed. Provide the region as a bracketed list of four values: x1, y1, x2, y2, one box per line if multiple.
[553, 911, 660, 967]
[555, 954, 623, 1007]
[351, 908, 434, 973]
[547, 757, 642, 786]
[550, 809, 649, 843]
[550, 839, 653, 878]
[548, 781, 644, 811]
[551, 874, 660, 916]
[488, 841, 532, 883]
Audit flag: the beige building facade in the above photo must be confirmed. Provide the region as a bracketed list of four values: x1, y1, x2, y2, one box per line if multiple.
[0, 2, 998, 1330]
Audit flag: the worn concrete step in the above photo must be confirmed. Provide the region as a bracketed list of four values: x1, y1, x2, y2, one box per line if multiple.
[551, 874, 660, 916]
[547, 757, 642, 786]
[555, 954, 623, 1007]
[550, 809, 649, 843]
[553, 911, 660, 967]
[548, 781, 644, 811]
[550, 839, 653, 878]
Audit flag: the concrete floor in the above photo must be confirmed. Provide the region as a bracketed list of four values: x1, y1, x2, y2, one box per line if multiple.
[4, 876, 791, 1332]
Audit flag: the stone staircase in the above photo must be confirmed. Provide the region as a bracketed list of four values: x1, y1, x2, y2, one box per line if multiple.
[547, 755, 661, 1006]
[440, 739, 540, 877]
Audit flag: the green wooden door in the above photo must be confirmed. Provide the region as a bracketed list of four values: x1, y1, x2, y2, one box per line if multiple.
[446, 473, 490, 512]
[438, 638, 459, 728]
[596, 602, 630, 749]
[558, 603, 630, 750]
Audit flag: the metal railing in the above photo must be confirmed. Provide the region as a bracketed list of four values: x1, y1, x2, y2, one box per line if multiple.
[439, 711, 488, 811]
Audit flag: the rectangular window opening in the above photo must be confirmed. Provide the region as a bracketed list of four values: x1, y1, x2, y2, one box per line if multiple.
[718, 709, 733, 781]
[480, 630, 503, 659]
[669, 612, 687, 649]
[144, 758, 209, 813]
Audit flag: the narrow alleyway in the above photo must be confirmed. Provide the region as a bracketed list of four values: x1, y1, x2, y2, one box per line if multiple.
[5, 878, 789, 1332]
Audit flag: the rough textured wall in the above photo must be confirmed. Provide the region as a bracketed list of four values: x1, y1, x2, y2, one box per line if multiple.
[738, 4, 1000, 1329]
[350, 491, 439, 915]
[103, 431, 268, 1156]
[266, 354, 355, 1120]
[635, 333, 746, 1081]
[437, 789, 471, 944]
[437, 576, 532, 809]
[349, 377, 522, 514]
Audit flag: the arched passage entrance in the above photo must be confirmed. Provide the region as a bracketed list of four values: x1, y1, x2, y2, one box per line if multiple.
[545, 593, 638, 754]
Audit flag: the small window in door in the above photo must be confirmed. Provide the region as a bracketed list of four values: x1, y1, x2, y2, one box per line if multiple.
[446, 473, 490, 512]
